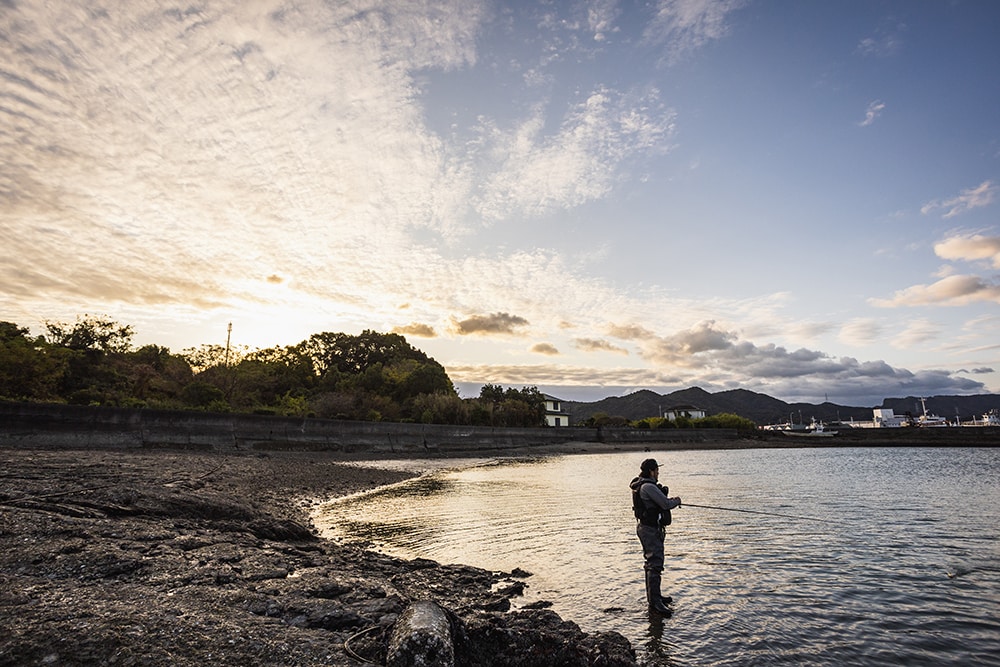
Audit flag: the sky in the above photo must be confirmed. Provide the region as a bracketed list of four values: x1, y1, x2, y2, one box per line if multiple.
[3, 0, 1000, 408]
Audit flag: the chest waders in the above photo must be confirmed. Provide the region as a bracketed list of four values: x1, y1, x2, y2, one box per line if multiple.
[633, 482, 673, 615]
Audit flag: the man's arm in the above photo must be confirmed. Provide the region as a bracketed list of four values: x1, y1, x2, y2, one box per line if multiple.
[642, 483, 681, 510]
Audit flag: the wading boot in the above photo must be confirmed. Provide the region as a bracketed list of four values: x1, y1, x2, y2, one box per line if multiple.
[645, 571, 672, 615]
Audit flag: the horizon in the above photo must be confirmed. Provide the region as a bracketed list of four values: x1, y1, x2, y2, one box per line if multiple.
[455, 381, 999, 409]
[3, 1, 999, 409]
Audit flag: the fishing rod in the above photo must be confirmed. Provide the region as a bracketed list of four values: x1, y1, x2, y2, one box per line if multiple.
[681, 502, 831, 523]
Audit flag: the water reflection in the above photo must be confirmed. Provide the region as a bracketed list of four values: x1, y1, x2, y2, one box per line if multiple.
[315, 448, 1000, 666]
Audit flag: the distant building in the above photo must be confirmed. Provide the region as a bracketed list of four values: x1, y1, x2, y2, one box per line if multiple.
[543, 394, 570, 426]
[663, 405, 706, 421]
[872, 408, 905, 428]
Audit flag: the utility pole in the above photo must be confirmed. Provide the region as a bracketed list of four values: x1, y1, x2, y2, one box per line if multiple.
[224, 322, 232, 367]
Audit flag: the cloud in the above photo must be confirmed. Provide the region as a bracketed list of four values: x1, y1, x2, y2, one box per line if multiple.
[606, 323, 657, 340]
[786, 321, 837, 341]
[869, 275, 1000, 307]
[859, 100, 885, 127]
[891, 318, 941, 349]
[446, 363, 682, 388]
[628, 321, 736, 366]
[0, 0, 488, 315]
[838, 319, 883, 346]
[934, 232, 1000, 268]
[574, 338, 629, 354]
[452, 312, 530, 335]
[530, 342, 560, 355]
[856, 27, 903, 58]
[392, 323, 437, 338]
[446, 354, 985, 408]
[473, 88, 675, 221]
[921, 181, 997, 218]
[643, 0, 746, 65]
[587, 0, 620, 42]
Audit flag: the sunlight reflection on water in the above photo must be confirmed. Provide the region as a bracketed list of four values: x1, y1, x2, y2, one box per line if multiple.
[315, 447, 1000, 666]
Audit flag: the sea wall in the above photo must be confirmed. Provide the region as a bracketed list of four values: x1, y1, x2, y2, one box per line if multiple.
[755, 425, 1000, 447]
[0, 402, 737, 455]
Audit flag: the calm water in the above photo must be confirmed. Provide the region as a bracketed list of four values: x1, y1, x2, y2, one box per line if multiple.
[315, 447, 1000, 666]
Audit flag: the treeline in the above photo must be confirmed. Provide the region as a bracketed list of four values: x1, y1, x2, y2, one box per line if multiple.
[580, 413, 758, 433]
[0, 316, 546, 426]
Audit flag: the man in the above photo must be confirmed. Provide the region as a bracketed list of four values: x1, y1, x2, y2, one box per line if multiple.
[630, 458, 681, 615]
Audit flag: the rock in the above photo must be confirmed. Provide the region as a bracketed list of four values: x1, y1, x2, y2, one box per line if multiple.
[387, 600, 454, 667]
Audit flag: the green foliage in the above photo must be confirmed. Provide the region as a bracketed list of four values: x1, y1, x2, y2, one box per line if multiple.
[694, 413, 758, 433]
[409, 392, 471, 425]
[625, 412, 755, 431]
[0, 318, 555, 427]
[181, 382, 226, 409]
[474, 383, 546, 426]
[580, 412, 631, 427]
[44, 315, 134, 353]
[0, 324, 65, 400]
[633, 417, 671, 429]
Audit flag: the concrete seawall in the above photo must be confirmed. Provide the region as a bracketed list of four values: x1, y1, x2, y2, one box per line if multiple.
[0, 402, 738, 455]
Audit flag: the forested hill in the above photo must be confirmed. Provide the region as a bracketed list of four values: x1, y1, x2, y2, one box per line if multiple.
[563, 387, 1000, 426]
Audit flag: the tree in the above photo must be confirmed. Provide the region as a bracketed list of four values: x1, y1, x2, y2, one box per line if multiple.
[302, 330, 441, 375]
[474, 384, 545, 426]
[0, 322, 66, 400]
[44, 315, 134, 353]
[695, 413, 758, 433]
[121, 345, 193, 405]
[40, 316, 137, 404]
[1, 317, 465, 423]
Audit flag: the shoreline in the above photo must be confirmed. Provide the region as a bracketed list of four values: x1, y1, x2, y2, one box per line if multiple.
[4, 436, 996, 665]
[0, 445, 637, 666]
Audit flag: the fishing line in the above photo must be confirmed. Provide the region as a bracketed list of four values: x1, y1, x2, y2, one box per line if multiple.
[681, 502, 832, 524]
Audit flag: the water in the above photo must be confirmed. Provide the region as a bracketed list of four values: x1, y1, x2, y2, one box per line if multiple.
[315, 447, 1000, 666]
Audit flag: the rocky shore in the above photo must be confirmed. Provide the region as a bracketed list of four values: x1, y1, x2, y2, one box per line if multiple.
[0, 446, 637, 666]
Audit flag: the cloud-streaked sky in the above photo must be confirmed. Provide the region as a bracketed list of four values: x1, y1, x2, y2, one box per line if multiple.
[3, 0, 999, 406]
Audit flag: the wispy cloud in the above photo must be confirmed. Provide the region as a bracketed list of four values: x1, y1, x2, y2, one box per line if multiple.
[891, 318, 942, 349]
[574, 338, 630, 354]
[644, 0, 746, 65]
[870, 275, 1000, 307]
[838, 319, 883, 346]
[921, 181, 997, 218]
[856, 23, 904, 58]
[859, 100, 886, 126]
[473, 88, 675, 221]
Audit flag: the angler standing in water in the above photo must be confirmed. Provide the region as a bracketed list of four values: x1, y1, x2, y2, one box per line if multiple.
[630, 458, 682, 615]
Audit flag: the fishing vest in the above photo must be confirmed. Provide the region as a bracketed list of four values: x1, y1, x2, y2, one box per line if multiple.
[632, 480, 671, 527]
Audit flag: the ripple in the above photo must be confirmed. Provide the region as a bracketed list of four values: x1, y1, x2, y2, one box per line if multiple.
[314, 448, 1000, 666]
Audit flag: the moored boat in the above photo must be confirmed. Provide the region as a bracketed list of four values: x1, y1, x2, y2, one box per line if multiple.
[782, 418, 837, 437]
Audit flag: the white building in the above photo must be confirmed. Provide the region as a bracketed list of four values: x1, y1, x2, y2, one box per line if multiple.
[663, 405, 707, 421]
[872, 408, 905, 428]
[543, 394, 570, 426]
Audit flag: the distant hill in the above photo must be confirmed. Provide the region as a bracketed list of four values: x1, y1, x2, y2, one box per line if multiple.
[563, 387, 1000, 426]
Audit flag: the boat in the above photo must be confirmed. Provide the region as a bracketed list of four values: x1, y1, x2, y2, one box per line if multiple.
[912, 398, 950, 427]
[762, 412, 811, 432]
[782, 418, 837, 437]
[965, 410, 1000, 427]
